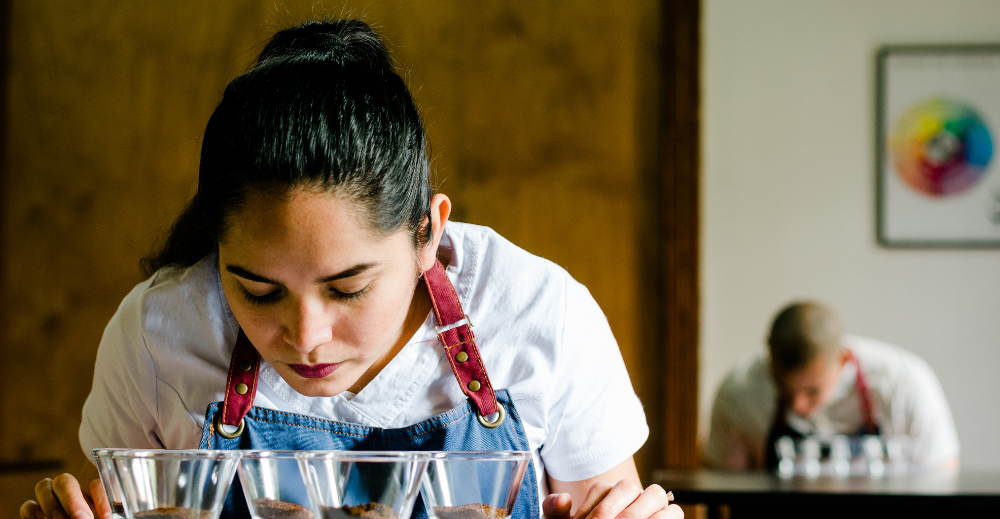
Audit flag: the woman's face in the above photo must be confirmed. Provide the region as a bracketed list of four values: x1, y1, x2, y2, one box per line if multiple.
[217, 187, 442, 397]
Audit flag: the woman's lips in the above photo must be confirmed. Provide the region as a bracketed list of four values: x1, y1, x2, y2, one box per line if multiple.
[288, 363, 341, 379]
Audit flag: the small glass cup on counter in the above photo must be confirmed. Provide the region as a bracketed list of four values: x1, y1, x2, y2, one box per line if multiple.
[106, 449, 241, 519]
[296, 451, 429, 519]
[420, 451, 532, 519]
[238, 451, 315, 519]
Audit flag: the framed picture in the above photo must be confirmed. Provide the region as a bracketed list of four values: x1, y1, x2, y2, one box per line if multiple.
[877, 45, 1000, 248]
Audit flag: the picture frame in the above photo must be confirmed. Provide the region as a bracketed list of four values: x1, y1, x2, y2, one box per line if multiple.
[877, 44, 1000, 248]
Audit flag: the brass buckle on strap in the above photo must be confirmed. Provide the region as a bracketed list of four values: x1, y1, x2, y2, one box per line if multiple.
[214, 413, 245, 439]
[435, 316, 474, 336]
[477, 402, 506, 429]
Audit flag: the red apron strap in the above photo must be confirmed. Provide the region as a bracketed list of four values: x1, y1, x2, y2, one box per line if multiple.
[423, 260, 499, 416]
[846, 349, 878, 434]
[220, 329, 261, 427]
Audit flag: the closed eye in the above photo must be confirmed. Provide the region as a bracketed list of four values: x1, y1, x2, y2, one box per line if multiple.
[242, 288, 282, 306]
[330, 285, 369, 302]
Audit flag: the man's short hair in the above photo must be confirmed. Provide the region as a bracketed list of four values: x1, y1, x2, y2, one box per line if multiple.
[767, 301, 842, 373]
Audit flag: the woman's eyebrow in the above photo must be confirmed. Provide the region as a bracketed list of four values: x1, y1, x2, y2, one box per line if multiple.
[224, 263, 378, 284]
[225, 265, 278, 284]
[318, 263, 377, 283]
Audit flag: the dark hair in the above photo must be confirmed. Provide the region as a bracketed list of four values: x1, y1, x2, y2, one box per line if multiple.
[142, 19, 431, 276]
[767, 301, 842, 373]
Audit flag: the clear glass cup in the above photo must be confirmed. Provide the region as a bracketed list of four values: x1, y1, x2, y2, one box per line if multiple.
[92, 449, 127, 519]
[296, 451, 429, 519]
[774, 436, 796, 478]
[801, 438, 821, 478]
[420, 452, 531, 519]
[238, 451, 315, 519]
[863, 435, 886, 477]
[830, 435, 851, 477]
[109, 449, 242, 519]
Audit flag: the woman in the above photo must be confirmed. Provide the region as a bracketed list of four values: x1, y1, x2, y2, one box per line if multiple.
[20, 19, 680, 519]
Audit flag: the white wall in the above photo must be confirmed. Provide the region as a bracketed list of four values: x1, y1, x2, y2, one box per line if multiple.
[702, 0, 1000, 470]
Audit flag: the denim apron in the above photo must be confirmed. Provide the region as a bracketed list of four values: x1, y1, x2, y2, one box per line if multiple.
[197, 261, 539, 519]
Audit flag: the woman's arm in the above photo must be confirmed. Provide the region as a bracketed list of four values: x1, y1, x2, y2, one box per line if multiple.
[544, 457, 682, 519]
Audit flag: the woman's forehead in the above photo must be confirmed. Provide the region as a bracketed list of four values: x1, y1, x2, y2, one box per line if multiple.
[221, 188, 403, 261]
[227, 188, 362, 235]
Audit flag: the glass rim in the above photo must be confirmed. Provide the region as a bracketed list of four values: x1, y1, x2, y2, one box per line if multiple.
[295, 450, 431, 462]
[237, 450, 301, 459]
[94, 449, 242, 460]
[92, 448, 143, 455]
[91, 448, 122, 457]
[424, 450, 532, 461]
[90, 449, 531, 461]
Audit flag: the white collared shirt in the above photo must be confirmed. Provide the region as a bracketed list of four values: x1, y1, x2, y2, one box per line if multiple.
[79, 222, 649, 488]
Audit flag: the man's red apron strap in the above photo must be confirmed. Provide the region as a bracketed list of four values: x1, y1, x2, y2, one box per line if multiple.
[220, 330, 261, 427]
[423, 260, 499, 417]
[846, 349, 879, 435]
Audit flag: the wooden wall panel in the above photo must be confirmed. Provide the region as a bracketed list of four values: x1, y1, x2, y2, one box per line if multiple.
[0, 0, 9, 471]
[0, 1, 681, 512]
[656, 0, 700, 470]
[1, 1, 273, 507]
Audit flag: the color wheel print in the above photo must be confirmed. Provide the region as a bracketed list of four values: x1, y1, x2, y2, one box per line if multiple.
[890, 97, 993, 197]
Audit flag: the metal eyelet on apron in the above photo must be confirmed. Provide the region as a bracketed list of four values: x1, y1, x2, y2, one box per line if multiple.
[214, 413, 245, 439]
[477, 402, 506, 429]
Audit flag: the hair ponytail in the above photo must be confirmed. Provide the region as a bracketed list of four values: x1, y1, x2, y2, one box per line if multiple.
[142, 19, 432, 276]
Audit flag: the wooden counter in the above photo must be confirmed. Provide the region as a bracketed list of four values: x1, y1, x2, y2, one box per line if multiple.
[653, 469, 1000, 518]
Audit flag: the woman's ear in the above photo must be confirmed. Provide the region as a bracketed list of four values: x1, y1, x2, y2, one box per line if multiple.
[419, 194, 451, 272]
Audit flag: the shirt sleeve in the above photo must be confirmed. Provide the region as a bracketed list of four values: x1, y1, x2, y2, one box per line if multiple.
[537, 277, 649, 482]
[898, 356, 960, 467]
[79, 281, 164, 458]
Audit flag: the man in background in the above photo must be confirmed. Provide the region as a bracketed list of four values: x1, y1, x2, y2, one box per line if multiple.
[704, 301, 959, 471]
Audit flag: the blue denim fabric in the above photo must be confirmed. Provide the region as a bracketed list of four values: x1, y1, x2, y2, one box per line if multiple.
[198, 389, 538, 519]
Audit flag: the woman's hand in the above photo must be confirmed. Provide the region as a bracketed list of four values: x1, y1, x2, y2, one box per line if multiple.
[545, 457, 682, 519]
[543, 481, 680, 519]
[19, 474, 111, 519]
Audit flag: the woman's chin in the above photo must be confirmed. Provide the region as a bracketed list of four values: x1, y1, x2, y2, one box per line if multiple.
[291, 381, 348, 397]
[280, 372, 353, 397]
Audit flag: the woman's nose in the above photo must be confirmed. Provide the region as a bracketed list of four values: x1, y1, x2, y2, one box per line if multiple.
[283, 297, 333, 352]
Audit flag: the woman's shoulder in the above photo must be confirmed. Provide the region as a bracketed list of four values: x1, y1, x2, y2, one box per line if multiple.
[439, 224, 646, 479]
[444, 222, 581, 353]
[111, 255, 236, 368]
[87, 256, 233, 450]
[444, 221, 572, 308]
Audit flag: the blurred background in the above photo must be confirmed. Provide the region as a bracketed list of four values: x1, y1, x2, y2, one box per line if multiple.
[1, 0, 999, 514]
